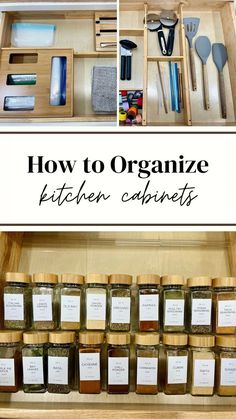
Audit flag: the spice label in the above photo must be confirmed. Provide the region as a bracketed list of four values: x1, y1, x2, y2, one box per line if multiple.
[33, 294, 52, 321]
[218, 300, 236, 327]
[0, 358, 15, 386]
[23, 356, 44, 384]
[111, 297, 131, 324]
[108, 357, 129, 385]
[137, 357, 158, 385]
[61, 295, 80, 323]
[79, 352, 100, 381]
[165, 299, 185, 326]
[191, 298, 212, 325]
[193, 359, 215, 387]
[4, 293, 24, 321]
[48, 356, 68, 385]
[220, 358, 236, 386]
[86, 293, 106, 321]
[167, 356, 188, 384]
[139, 294, 159, 321]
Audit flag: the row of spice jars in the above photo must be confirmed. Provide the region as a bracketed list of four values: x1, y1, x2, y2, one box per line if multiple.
[1, 329, 236, 397]
[3, 272, 236, 335]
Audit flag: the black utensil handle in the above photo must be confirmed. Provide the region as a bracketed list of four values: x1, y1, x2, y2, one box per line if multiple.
[167, 27, 175, 56]
[157, 30, 167, 55]
[120, 55, 126, 80]
[126, 55, 132, 80]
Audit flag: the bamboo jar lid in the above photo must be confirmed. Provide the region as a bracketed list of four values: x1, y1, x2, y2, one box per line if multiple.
[0, 330, 23, 343]
[163, 333, 188, 346]
[212, 277, 236, 288]
[23, 332, 48, 345]
[49, 331, 75, 344]
[107, 332, 130, 345]
[137, 274, 160, 285]
[33, 273, 58, 284]
[5, 272, 31, 283]
[109, 274, 132, 285]
[135, 333, 160, 346]
[60, 273, 84, 285]
[187, 276, 212, 287]
[216, 335, 236, 348]
[189, 334, 215, 348]
[85, 273, 109, 284]
[79, 332, 104, 345]
[161, 275, 184, 286]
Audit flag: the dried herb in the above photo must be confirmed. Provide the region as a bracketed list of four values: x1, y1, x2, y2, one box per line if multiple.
[22, 345, 47, 393]
[110, 287, 131, 331]
[4, 283, 32, 330]
[47, 343, 75, 394]
[189, 287, 213, 334]
[32, 285, 57, 330]
[60, 285, 81, 330]
[163, 286, 186, 332]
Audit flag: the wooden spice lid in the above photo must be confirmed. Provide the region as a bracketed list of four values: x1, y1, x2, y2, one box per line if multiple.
[0, 330, 23, 343]
[85, 273, 109, 284]
[161, 275, 184, 286]
[109, 274, 132, 285]
[60, 273, 84, 285]
[5, 272, 31, 283]
[79, 331, 104, 345]
[135, 333, 160, 346]
[106, 332, 130, 345]
[49, 331, 75, 344]
[137, 274, 160, 285]
[23, 331, 49, 345]
[187, 276, 212, 287]
[33, 273, 58, 284]
[216, 335, 236, 348]
[189, 334, 215, 348]
[212, 277, 236, 288]
[163, 333, 188, 346]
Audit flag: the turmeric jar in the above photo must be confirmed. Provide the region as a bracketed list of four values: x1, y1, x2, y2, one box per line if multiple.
[0, 330, 22, 393]
[107, 332, 130, 394]
[59, 274, 84, 330]
[135, 332, 159, 395]
[79, 331, 104, 394]
[215, 335, 236, 396]
[163, 333, 188, 395]
[189, 334, 215, 396]
[137, 274, 161, 332]
[213, 277, 236, 334]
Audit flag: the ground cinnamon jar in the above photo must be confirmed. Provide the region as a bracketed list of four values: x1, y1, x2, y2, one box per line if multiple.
[163, 333, 188, 395]
[135, 332, 160, 395]
[213, 277, 236, 334]
[162, 275, 186, 333]
[107, 332, 130, 394]
[0, 330, 22, 392]
[189, 334, 215, 396]
[78, 331, 104, 394]
[137, 274, 160, 332]
[109, 274, 132, 332]
[215, 335, 236, 396]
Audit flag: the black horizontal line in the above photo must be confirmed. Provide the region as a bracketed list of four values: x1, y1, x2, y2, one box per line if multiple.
[0, 131, 236, 135]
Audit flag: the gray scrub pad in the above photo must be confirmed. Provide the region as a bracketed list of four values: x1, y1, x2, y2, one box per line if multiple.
[92, 66, 117, 113]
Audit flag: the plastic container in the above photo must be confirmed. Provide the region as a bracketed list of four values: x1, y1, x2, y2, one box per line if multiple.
[11, 23, 56, 47]
[50, 57, 67, 106]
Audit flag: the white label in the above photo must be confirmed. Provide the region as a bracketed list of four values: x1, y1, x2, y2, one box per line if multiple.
[191, 299, 212, 325]
[48, 356, 68, 385]
[111, 297, 130, 324]
[4, 293, 24, 321]
[167, 356, 188, 384]
[137, 357, 158, 386]
[108, 357, 129, 385]
[61, 295, 80, 323]
[33, 294, 52, 321]
[79, 352, 100, 381]
[165, 299, 185, 326]
[193, 359, 215, 387]
[23, 356, 44, 384]
[0, 359, 15, 386]
[218, 300, 236, 327]
[220, 358, 236, 386]
[86, 293, 106, 321]
[139, 294, 159, 321]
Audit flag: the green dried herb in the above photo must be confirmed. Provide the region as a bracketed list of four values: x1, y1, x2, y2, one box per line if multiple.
[110, 287, 131, 331]
[22, 345, 47, 393]
[4, 284, 32, 330]
[32, 286, 57, 330]
[47, 344, 75, 394]
[189, 287, 213, 334]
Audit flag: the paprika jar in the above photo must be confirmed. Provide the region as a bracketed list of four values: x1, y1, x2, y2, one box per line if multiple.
[32, 273, 58, 330]
[215, 335, 236, 396]
[188, 276, 213, 334]
[109, 274, 132, 332]
[0, 330, 22, 393]
[107, 332, 130, 394]
[85, 274, 108, 330]
[135, 332, 159, 395]
[163, 333, 188, 395]
[22, 331, 48, 393]
[162, 275, 186, 333]
[213, 277, 236, 334]
[189, 334, 215, 396]
[59, 273, 84, 330]
[137, 274, 160, 332]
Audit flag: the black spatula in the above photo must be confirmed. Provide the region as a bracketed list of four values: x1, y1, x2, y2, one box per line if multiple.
[212, 43, 228, 119]
[195, 36, 211, 110]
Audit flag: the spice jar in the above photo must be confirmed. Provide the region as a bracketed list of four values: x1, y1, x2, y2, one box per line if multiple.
[0, 330, 22, 392]
[59, 274, 84, 330]
[162, 275, 186, 332]
[215, 335, 236, 396]
[137, 274, 160, 332]
[135, 332, 160, 395]
[32, 273, 58, 330]
[188, 276, 213, 334]
[47, 331, 75, 394]
[78, 331, 104, 394]
[3, 272, 32, 330]
[107, 332, 130, 394]
[163, 333, 188, 395]
[85, 274, 108, 330]
[189, 334, 215, 396]
[213, 277, 236, 334]
[22, 331, 48, 393]
[109, 274, 132, 332]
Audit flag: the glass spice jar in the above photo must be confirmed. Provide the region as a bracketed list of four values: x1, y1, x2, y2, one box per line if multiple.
[213, 277, 236, 334]
[135, 332, 160, 395]
[85, 274, 108, 331]
[163, 333, 188, 395]
[78, 331, 104, 394]
[162, 275, 186, 333]
[3, 272, 32, 330]
[137, 274, 161, 332]
[59, 274, 84, 330]
[215, 335, 236, 396]
[188, 276, 213, 334]
[32, 273, 58, 330]
[22, 331, 48, 393]
[47, 331, 75, 394]
[109, 274, 132, 332]
[189, 334, 215, 396]
[107, 332, 130, 394]
[0, 330, 22, 393]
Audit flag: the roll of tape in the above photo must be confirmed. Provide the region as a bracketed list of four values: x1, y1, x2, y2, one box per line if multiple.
[119, 111, 127, 121]
[122, 101, 129, 111]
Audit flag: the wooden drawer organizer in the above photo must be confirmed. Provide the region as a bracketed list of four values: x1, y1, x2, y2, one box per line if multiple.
[95, 11, 117, 52]
[1, 231, 236, 418]
[119, 0, 236, 126]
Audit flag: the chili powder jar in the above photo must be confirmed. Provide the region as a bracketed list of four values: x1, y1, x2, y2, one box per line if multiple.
[32, 273, 58, 330]
[213, 277, 236, 334]
[135, 332, 160, 395]
[59, 274, 84, 330]
[137, 274, 160, 332]
[162, 275, 186, 333]
[189, 334, 215, 396]
[188, 276, 213, 334]
[109, 274, 132, 332]
[22, 331, 48, 393]
[163, 333, 188, 395]
[0, 330, 22, 392]
[79, 331, 104, 394]
[107, 332, 130, 394]
[215, 335, 236, 396]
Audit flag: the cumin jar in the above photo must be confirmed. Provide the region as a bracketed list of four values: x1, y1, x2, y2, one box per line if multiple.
[163, 333, 188, 395]
[22, 331, 48, 393]
[32, 273, 58, 330]
[3, 272, 32, 330]
[137, 274, 160, 332]
[78, 331, 104, 394]
[188, 276, 213, 334]
[189, 334, 215, 396]
[213, 277, 236, 334]
[162, 275, 186, 333]
[0, 330, 22, 392]
[107, 332, 130, 394]
[59, 274, 84, 330]
[85, 274, 108, 330]
[135, 332, 160, 395]
[215, 335, 236, 396]
[109, 274, 132, 332]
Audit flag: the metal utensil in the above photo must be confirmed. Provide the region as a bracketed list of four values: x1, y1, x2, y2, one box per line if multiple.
[183, 17, 200, 91]
[120, 39, 137, 80]
[100, 42, 117, 48]
[160, 10, 178, 56]
[195, 36, 211, 110]
[156, 62, 168, 113]
[145, 13, 167, 56]
[212, 43, 228, 119]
